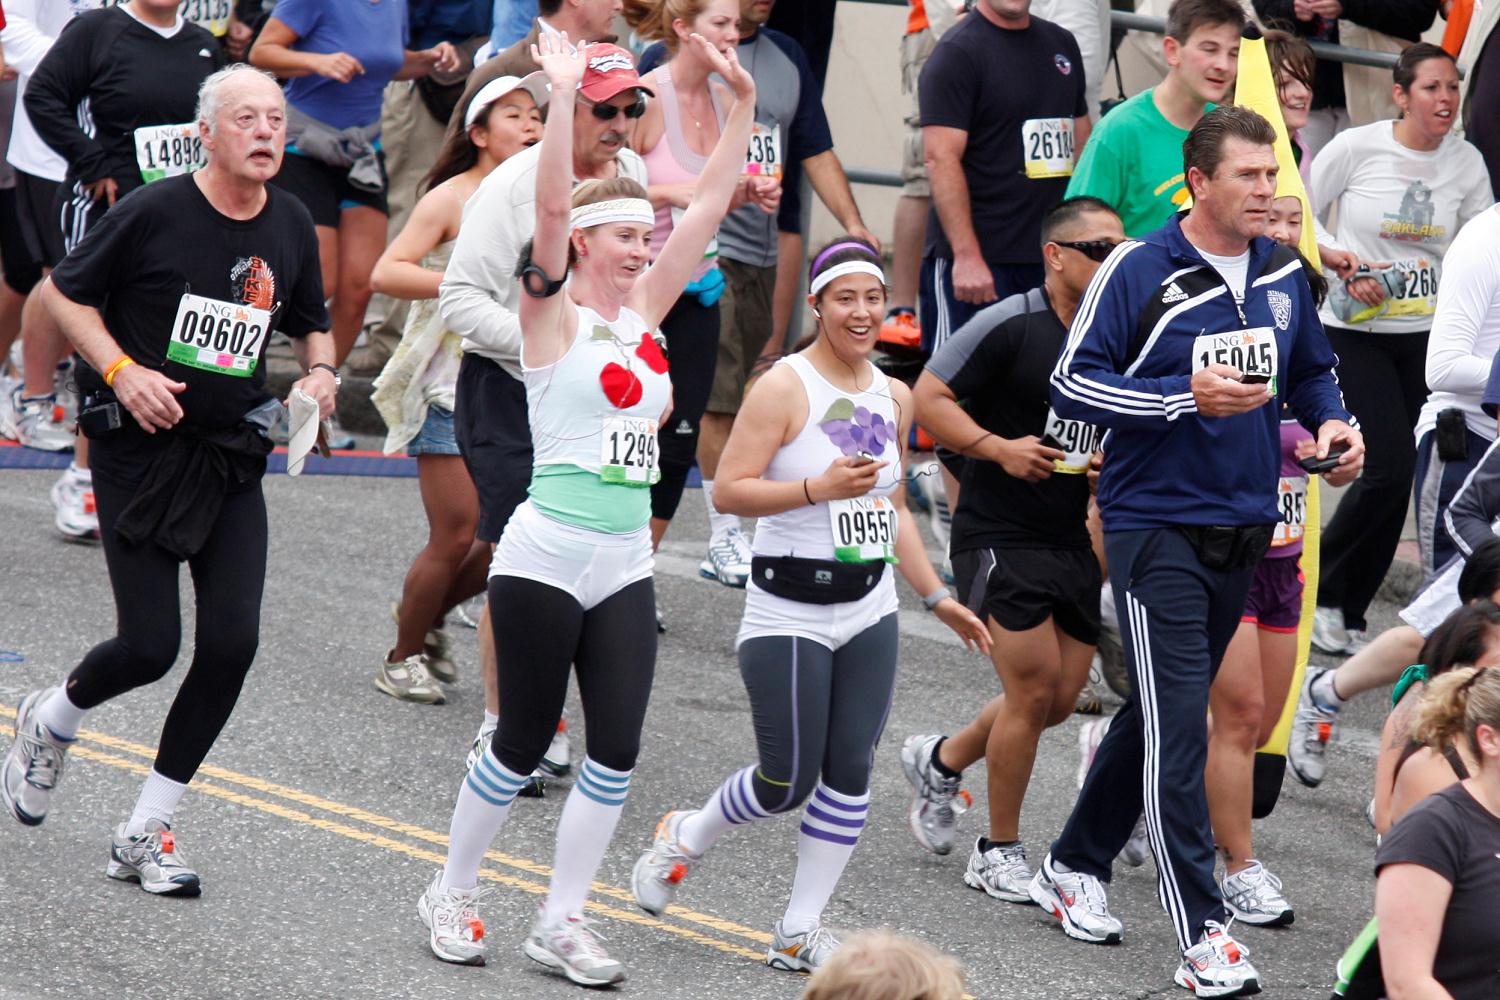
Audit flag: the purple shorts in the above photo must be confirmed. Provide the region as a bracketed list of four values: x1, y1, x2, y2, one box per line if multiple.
[1241, 555, 1304, 633]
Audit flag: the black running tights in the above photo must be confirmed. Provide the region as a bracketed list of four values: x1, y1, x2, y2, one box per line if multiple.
[651, 295, 720, 522]
[487, 575, 657, 775]
[67, 473, 267, 784]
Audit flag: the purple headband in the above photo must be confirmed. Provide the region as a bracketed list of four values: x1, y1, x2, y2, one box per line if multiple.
[810, 241, 874, 276]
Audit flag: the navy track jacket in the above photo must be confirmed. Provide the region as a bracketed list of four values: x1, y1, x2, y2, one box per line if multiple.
[1050, 214, 1353, 531]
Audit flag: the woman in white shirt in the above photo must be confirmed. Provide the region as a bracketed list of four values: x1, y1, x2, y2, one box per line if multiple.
[1309, 42, 1493, 657]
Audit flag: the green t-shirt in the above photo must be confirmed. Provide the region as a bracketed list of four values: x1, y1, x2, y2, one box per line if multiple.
[1066, 88, 1208, 237]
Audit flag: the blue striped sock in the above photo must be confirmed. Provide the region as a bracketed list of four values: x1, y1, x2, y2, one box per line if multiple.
[543, 758, 634, 924]
[441, 747, 531, 892]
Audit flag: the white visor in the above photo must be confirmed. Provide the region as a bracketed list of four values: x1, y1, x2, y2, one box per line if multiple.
[464, 71, 550, 130]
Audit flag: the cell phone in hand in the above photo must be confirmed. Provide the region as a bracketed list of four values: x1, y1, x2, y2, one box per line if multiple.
[851, 451, 877, 467]
[1240, 373, 1272, 385]
[1298, 445, 1349, 474]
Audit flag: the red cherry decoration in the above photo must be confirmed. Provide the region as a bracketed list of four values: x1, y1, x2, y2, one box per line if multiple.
[599, 362, 643, 409]
[635, 334, 669, 374]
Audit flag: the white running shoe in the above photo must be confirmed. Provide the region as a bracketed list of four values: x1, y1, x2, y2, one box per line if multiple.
[1221, 861, 1293, 927]
[538, 722, 571, 777]
[632, 809, 698, 916]
[418, 871, 488, 965]
[374, 653, 445, 705]
[2, 688, 74, 826]
[0, 375, 21, 440]
[699, 528, 752, 588]
[1118, 816, 1151, 868]
[1076, 717, 1111, 789]
[1288, 668, 1339, 788]
[106, 821, 202, 896]
[766, 920, 840, 973]
[1174, 921, 1261, 997]
[12, 393, 74, 451]
[524, 910, 627, 987]
[963, 838, 1035, 904]
[50, 468, 99, 542]
[900, 733, 965, 855]
[424, 627, 457, 684]
[1028, 853, 1124, 944]
[464, 721, 496, 774]
[1310, 607, 1367, 656]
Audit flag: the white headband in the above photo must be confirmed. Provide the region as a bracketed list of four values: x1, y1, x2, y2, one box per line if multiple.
[810, 260, 886, 296]
[570, 198, 653, 229]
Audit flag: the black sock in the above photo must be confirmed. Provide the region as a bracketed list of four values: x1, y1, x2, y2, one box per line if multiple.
[929, 737, 961, 779]
[978, 838, 1021, 854]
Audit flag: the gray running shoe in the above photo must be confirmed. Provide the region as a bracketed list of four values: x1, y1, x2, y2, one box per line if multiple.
[524, 910, 627, 987]
[424, 627, 457, 684]
[766, 920, 841, 973]
[2, 688, 74, 826]
[963, 839, 1035, 903]
[1074, 661, 1105, 715]
[418, 870, 489, 965]
[13, 394, 74, 452]
[1288, 669, 1339, 788]
[699, 528, 752, 588]
[1118, 816, 1150, 867]
[106, 821, 201, 896]
[632, 810, 698, 916]
[374, 653, 445, 704]
[900, 733, 964, 855]
[1222, 861, 1294, 927]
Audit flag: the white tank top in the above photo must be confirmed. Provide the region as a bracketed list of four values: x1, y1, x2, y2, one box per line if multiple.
[523, 302, 673, 477]
[754, 353, 902, 563]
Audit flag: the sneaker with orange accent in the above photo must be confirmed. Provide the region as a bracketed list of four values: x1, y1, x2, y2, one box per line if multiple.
[766, 920, 841, 973]
[106, 820, 201, 896]
[878, 308, 922, 351]
[50, 467, 99, 542]
[1027, 852, 1123, 944]
[631, 809, 699, 916]
[1288, 668, 1340, 788]
[1174, 920, 1261, 997]
[418, 870, 489, 965]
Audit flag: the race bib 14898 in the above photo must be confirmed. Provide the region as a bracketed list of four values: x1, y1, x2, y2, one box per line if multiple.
[134, 123, 206, 184]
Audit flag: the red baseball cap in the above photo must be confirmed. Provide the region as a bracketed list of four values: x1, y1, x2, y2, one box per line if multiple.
[578, 44, 655, 103]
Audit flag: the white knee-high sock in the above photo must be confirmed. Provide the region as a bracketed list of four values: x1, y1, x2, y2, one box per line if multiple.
[541, 758, 633, 925]
[677, 765, 773, 856]
[441, 746, 531, 892]
[702, 480, 740, 542]
[35, 686, 87, 741]
[782, 783, 869, 934]
[125, 770, 189, 835]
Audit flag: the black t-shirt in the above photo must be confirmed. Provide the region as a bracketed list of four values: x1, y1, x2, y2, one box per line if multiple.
[1375, 783, 1500, 1000]
[25, 8, 224, 195]
[925, 286, 1094, 551]
[52, 175, 328, 466]
[918, 13, 1087, 265]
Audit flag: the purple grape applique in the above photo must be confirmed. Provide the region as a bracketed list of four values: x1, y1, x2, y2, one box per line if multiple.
[819, 398, 893, 457]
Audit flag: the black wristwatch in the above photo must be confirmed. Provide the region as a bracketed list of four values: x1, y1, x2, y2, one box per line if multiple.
[310, 363, 341, 386]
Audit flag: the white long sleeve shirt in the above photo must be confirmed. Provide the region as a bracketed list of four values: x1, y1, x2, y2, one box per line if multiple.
[1417, 206, 1500, 442]
[1030, 0, 1110, 120]
[1311, 122, 1492, 334]
[1, 0, 77, 181]
[439, 141, 648, 377]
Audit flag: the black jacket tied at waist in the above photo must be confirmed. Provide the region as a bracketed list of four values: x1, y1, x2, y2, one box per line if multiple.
[113, 423, 272, 559]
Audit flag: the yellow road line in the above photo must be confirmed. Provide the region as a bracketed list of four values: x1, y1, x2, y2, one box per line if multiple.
[0, 704, 769, 951]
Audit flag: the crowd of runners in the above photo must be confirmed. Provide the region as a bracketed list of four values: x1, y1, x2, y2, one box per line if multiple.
[4, 0, 1500, 997]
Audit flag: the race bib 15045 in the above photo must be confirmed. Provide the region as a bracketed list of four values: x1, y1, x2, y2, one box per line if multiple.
[1192, 326, 1279, 396]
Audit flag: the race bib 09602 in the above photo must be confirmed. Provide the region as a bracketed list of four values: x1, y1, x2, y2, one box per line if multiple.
[829, 495, 899, 564]
[166, 293, 271, 377]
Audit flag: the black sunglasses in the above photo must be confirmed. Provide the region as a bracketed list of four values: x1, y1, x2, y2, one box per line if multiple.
[586, 94, 647, 121]
[1056, 239, 1120, 263]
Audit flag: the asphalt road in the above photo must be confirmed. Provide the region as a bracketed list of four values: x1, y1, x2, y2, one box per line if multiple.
[0, 467, 1400, 1000]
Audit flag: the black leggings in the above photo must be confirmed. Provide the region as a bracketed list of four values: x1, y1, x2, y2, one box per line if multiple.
[739, 615, 899, 812]
[651, 295, 720, 522]
[66, 472, 267, 784]
[487, 575, 657, 775]
[1317, 327, 1428, 629]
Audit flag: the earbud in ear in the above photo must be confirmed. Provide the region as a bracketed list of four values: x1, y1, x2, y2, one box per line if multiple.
[812, 308, 822, 317]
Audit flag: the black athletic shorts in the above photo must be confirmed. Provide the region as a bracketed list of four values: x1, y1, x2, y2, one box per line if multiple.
[952, 545, 1102, 644]
[14, 170, 64, 270]
[269, 149, 388, 228]
[0, 187, 42, 295]
[454, 352, 533, 544]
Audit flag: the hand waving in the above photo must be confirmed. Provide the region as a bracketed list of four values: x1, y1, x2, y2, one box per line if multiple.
[531, 31, 587, 90]
[689, 32, 755, 102]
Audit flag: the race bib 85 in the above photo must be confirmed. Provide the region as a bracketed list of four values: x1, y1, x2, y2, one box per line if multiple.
[1272, 475, 1308, 547]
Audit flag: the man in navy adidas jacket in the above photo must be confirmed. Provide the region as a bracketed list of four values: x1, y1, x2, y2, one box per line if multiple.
[1033, 106, 1364, 998]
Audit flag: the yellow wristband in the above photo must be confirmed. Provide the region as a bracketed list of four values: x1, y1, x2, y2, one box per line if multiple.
[103, 356, 135, 387]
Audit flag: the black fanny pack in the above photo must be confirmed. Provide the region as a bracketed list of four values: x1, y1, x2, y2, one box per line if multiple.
[750, 555, 887, 605]
[1177, 524, 1275, 572]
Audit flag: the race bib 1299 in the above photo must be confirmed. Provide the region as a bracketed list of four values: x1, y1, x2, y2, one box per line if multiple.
[600, 415, 660, 486]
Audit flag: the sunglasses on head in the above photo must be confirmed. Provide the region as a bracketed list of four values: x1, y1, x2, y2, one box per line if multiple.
[586, 94, 647, 121]
[1055, 239, 1120, 263]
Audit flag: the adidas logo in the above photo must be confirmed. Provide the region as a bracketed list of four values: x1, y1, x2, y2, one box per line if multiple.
[1161, 282, 1188, 304]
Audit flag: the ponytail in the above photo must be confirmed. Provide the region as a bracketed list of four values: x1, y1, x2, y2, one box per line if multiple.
[1413, 665, 1500, 760]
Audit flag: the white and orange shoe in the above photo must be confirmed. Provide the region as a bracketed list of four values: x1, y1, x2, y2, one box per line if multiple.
[1174, 921, 1261, 997]
[631, 809, 698, 916]
[417, 870, 488, 965]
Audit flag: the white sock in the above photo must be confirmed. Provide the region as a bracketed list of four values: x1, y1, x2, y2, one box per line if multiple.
[541, 758, 632, 925]
[68, 462, 91, 485]
[35, 686, 86, 740]
[678, 765, 773, 856]
[1311, 670, 1345, 710]
[781, 783, 869, 935]
[702, 480, 740, 542]
[441, 745, 530, 892]
[481, 710, 499, 730]
[125, 770, 188, 835]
